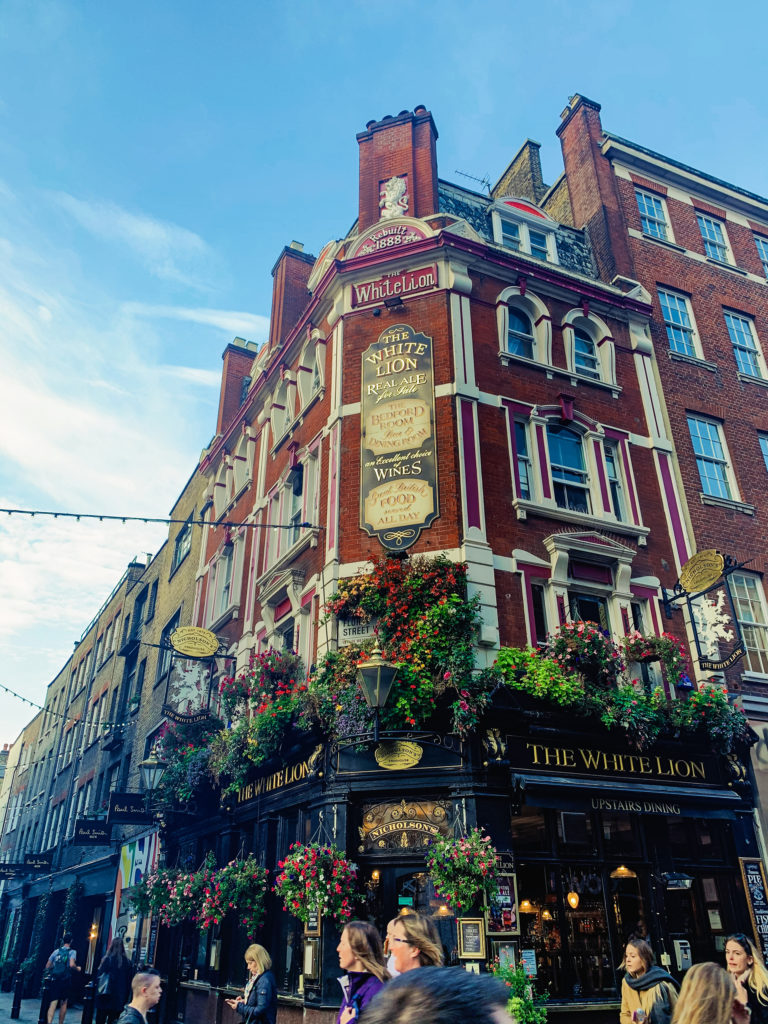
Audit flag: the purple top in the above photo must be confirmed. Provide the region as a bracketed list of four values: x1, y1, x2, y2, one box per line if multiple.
[336, 971, 385, 1024]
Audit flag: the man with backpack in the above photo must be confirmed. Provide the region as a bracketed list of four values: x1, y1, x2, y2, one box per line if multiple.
[45, 932, 81, 1024]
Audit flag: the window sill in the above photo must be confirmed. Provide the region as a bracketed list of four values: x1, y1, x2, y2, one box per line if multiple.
[699, 493, 755, 515]
[668, 351, 718, 373]
[499, 352, 621, 397]
[737, 371, 768, 388]
[208, 603, 240, 634]
[512, 499, 650, 543]
[641, 232, 686, 253]
[256, 528, 320, 588]
[705, 256, 747, 276]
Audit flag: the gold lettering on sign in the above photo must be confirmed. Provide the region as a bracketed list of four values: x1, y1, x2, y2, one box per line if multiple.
[525, 742, 707, 782]
[234, 753, 319, 806]
[374, 740, 423, 770]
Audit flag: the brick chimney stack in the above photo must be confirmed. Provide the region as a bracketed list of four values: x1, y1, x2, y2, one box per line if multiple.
[356, 106, 439, 233]
[268, 242, 315, 354]
[556, 94, 633, 282]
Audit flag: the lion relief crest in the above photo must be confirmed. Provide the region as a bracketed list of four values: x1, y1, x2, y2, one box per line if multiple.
[379, 175, 408, 219]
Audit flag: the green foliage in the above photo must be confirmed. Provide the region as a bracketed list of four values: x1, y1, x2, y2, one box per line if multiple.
[496, 648, 585, 706]
[670, 684, 751, 747]
[274, 843, 358, 925]
[622, 631, 691, 689]
[426, 827, 499, 913]
[491, 962, 548, 1024]
[155, 716, 224, 809]
[599, 684, 666, 750]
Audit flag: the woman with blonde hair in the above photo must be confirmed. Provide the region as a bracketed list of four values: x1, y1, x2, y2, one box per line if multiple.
[388, 913, 443, 974]
[336, 921, 390, 1024]
[225, 943, 276, 1024]
[620, 938, 678, 1024]
[672, 962, 749, 1024]
[726, 932, 768, 1023]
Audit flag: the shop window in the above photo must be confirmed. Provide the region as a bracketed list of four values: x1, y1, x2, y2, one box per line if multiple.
[510, 806, 548, 851]
[602, 814, 641, 858]
[557, 812, 593, 852]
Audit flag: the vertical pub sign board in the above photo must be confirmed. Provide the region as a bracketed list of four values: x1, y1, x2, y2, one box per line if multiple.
[360, 324, 439, 551]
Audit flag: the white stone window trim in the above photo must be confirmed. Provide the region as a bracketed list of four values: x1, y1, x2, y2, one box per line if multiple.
[297, 329, 327, 409]
[724, 310, 768, 381]
[496, 286, 552, 367]
[207, 531, 244, 631]
[730, 571, 768, 678]
[562, 309, 617, 388]
[489, 198, 559, 265]
[686, 414, 742, 505]
[696, 212, 734, 265]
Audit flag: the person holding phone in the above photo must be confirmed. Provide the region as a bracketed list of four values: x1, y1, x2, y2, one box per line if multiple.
[225, 944, 276, 1024]
[726, 933, 768, 1024]
[672, 962, 751, 1024]
[620, 938, 678, 1024]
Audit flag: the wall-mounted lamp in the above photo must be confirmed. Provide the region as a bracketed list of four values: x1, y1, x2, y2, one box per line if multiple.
[384, 295, 405, 309]
[542, 909, 553, 921]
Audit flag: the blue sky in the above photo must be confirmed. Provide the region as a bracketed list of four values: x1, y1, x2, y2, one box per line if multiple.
[1, 0, 767, 743]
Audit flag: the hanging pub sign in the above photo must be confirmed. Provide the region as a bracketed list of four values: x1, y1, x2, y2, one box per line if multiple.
[161, 627, 222, 724]
[73, 819, 112, 846]
[739, 858, 768, 964]
[107, 791, 152, 825]
[360, 323, 439, 551]
[664, 552, 747, 673]
[0, 864, 24, 880]
[23, 852, 52, 872]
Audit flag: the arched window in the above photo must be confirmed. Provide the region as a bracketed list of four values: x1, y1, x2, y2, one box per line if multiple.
[508, 308, 535, 359]
[547, 424, 590, 514]
[573, 328, 600, 379]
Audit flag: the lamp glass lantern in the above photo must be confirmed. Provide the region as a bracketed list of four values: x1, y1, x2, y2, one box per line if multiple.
[139, 749, 168, 798]
[356, 645, 399, 741]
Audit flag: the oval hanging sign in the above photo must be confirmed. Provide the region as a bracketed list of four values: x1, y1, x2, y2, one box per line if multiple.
[170, 626, 220, 659]
[679, 550, 724, 594]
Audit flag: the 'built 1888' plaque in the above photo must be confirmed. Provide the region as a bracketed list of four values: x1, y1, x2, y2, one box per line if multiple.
[360, 324, 439, 551]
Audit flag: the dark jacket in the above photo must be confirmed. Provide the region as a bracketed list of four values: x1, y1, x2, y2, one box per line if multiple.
[235, 971, 277, 1024]
[621, 966, 679, 1024]
[115, 1008, 146, 1024]
[97, 955, 134, 1013]
[746, 983, 768, 1024]
[336, 972, 386, 1024]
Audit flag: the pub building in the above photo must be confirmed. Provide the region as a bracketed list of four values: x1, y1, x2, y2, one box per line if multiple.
[158, 106, 765, 1024]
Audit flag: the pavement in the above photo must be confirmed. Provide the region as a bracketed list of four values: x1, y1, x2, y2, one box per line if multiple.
[0, 986, 83, 1024]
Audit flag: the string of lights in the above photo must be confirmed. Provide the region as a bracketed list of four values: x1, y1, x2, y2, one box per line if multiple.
[0, 507, 322, 531]
[0, 683, 135, 732]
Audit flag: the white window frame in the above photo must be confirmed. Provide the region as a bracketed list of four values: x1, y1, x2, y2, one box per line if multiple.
[730, 572, 768, 677]
[755, 236, 768, 277]
[297, 331, 326, 408]
[562, 310, 616, 387]
[512, 420, 532, 501]
[760, 435, 768, 474]
[496, 287, 552, 367]
[696, 213, 732, 264]
[635, 189, 671, 241]
[724, 311, 767, 380]
[489, 199, 559, 265]
[208, 537, 243, 628]
[604, 440, 626, 523]
[686, 415, 737, 501]
[658, 289, 701, 359]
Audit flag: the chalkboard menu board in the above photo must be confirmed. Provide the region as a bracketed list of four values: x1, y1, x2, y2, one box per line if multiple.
[739, 858, 768, 962]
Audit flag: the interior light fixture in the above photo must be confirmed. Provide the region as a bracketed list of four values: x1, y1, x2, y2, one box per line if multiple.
[610, 865, 638, 879]
[519, 899, 535, 913]
[567, 891, 580, 910]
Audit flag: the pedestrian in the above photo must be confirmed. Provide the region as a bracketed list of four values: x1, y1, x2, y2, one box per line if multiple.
[225, 943, 277, 1024]
[359, 965, 513, 1024]
[672, 962, 750, 1024]
[725, 932, 768, 1023]
[383, 918, 401, 978]
[336, 921, 390, 1024]
[387, 913, 443, 973]
[620, 938, 679, 1024]
[96, 938, 134, 1024]
[45, 931, 82, 1024]
[115, 971, 162, 1024]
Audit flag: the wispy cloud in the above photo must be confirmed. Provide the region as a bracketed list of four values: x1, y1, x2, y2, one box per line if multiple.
[158, 365, 222, 387]
[121, 302, 269, 341]
[51, 191, 215, 287]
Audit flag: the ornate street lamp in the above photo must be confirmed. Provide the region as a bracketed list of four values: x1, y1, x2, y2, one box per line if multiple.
[139, 748, 168, 808]
[356, 644, 400, 741]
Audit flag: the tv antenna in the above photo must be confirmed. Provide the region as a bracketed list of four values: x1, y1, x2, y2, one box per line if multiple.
[455, 169, 492, 194]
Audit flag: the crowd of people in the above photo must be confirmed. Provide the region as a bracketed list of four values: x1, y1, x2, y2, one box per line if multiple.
[40, 916, 768, 1024]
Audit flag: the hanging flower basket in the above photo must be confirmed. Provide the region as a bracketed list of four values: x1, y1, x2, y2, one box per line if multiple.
[544, 622, 624, 690]
[199, 855, 269, 938]
[621, 631, 691, 689]
[274, 842, 358, 925]
[426, 827, 500, 914]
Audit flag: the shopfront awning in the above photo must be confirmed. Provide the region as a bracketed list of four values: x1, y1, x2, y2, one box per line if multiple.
[514, 773, 743, 818]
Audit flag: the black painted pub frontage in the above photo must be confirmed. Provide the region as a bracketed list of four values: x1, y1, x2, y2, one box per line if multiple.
[162, 701, 762, 1024]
